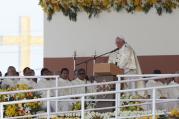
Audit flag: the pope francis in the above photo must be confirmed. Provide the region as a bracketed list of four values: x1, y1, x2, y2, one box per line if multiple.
[108, 36, 145, 96]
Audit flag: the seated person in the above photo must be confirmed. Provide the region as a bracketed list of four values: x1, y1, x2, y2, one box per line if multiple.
[71, 68, 86, 95]
[36, 68, 56, 112]
[168, 71, 179, 110]
[146, 69, 169, 110]
[1, 66, 19, 88]
[58, 68, 73, 111]
[58, 68, 71, 96]
[17, 67, 37, 88]
[71, 68, 97, 94]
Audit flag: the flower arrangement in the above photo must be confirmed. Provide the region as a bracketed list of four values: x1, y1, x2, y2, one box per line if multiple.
[72, 98, 96, 111]
[50, 110, 166, 119]
[51, 112, 109, 119]
[121, 94, 144, 111]
[39, 0, 179, 21]
[0, 84, 42, 118]
[72, 101, 82, 110]
[169, 108, 179, 118]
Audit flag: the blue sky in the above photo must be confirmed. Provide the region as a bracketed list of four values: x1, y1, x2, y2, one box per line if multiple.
[0, 0, 43, 36]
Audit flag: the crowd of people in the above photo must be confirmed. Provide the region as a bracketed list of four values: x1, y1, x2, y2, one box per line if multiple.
[145, 69, 179, 111]
[0, 66, 97, 112]
[0, 66, 179, 111]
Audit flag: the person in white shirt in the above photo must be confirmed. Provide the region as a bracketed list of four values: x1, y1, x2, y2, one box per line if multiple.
[71, 68, 86, 95]
[58, 68, 71, 95]
[71, 69, 97, 108]
[1, 66, 19, 88]
[36, 68, 56, 112]
[168, 72, 179, 110]
[17, 67, 37, 89]
[58, 68, 73, 111]
[108, 37, 145, 96]
[146, 70, 170, 111]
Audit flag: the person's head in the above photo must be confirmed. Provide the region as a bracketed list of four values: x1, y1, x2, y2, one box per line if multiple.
[153, 69, 161, 74]
[41, 68, 49, 76]
[115, 36, 125, 49]
[174, 71, 179, 83]
[7, 66, 17, 76]
[60, 68, 69, 80]
[23, 67, 31, 76]
[152, 69, 165, 83]
[26, 69, 35, 76]
[77, 68, 86, 80]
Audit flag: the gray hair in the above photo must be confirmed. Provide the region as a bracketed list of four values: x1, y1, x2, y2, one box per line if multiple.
[116, 36, 125, 43]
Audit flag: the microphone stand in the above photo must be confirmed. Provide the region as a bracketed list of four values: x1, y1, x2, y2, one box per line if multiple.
[76, 49, 117, 72]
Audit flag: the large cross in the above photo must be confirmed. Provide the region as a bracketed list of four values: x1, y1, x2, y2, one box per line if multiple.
[0, 16, 43, 71]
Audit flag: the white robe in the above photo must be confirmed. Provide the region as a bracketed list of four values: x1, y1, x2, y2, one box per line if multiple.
[58, 78, 73, 111]
[71, 78, 86, 95]
[36, 79, 56, 112]
[108, 44, 141, 74]
[167, 81, 179, 110]
[86, 80, 97, 94]
[108, 44, 145, 95]
[146, 80, 169, 110]
[17, 78, 37, 89]
[1, 78, 19, 88]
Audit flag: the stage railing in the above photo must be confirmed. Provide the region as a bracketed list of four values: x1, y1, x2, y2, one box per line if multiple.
[0, 74, 179, 119]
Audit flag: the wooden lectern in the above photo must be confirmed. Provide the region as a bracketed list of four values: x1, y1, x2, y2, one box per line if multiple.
[93, 63, 123, 112]
[93, 63, 123, 76]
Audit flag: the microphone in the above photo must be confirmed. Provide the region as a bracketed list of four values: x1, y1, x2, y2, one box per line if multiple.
[110, 48, 119, 53]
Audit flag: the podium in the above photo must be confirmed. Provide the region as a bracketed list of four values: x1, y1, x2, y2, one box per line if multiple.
[93, 63, 123, 76]
[93, 63, 123, 112]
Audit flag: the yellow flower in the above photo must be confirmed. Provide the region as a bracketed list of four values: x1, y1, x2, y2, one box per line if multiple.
[135, 6, 143, 12]
[15, 93, 26, 99]
[102, 0, 110, 8]
[16, 84, 29, 90]
[5, 105, 18, 117]
[148, 0, 157, 5]
[116, 0, 127, 5]
[134, 0, 141, 6]
[170, 108, 179, 117]
[27, 102, 42, 109]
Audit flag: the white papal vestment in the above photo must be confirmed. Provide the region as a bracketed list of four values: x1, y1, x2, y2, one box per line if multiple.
[108, 44, 145, 95]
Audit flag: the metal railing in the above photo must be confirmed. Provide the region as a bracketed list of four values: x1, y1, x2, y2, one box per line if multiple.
[0, 74, 179, 119]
